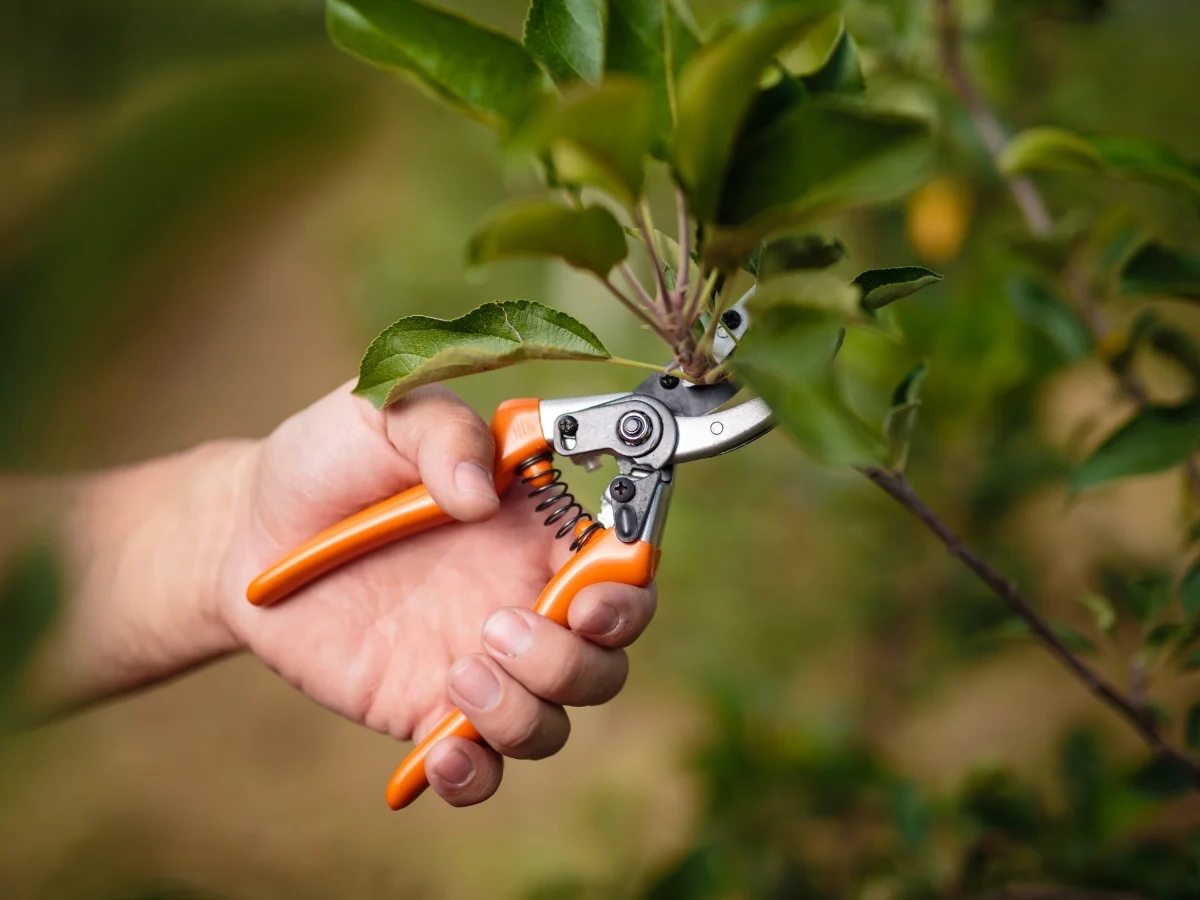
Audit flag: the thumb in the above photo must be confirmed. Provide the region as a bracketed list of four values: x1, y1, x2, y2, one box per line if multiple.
[383, 385, 500, 523]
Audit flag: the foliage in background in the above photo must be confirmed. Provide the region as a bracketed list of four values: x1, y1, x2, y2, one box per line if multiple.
[4, 0, 1200, 898]
[322, 0, 1200, 895]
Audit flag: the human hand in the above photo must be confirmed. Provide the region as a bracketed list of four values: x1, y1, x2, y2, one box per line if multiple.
[216, 383, 657, 806]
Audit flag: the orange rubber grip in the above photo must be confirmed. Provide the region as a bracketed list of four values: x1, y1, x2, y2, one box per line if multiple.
[384, 528, 660, 810]
[246, 398, 549, 607]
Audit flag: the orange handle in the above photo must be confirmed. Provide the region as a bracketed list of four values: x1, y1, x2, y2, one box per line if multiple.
[246, 398, 550, 607]
[385, 528, 660, 810]
[246, 486, 450, 606]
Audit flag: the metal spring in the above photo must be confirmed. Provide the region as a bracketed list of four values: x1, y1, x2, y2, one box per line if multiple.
[515, 453, 603, 552]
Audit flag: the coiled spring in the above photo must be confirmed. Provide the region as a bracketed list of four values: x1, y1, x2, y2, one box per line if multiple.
[515, 453, 603, 552]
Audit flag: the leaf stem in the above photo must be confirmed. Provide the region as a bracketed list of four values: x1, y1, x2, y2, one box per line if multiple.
[601, 276, 673, 343]
[683, 268, 719, 334]
[605, 356, 669, 374]
[694, 270, 730, 356]
[861, 464, 1200, 789]
[636, 201, 674, 316]
[676, 186, 692, 307]
[618, 263, 659, 313]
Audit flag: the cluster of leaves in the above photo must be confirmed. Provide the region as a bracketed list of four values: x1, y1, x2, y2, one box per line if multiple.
[330, 2, 1200, 892]
[333, 0, 939, 468]
[632, 701, 1200, 900]
[979, 124, 1200, 719]
[998, 129, 1200, 491]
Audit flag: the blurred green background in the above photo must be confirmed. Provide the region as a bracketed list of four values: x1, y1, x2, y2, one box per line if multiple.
[2, 1, 1199, 897]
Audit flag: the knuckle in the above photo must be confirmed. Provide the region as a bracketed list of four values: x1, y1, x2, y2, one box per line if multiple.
[504, 706, 569, 760]
[432, 413, 494, 454]
[541, 644, 586, 701]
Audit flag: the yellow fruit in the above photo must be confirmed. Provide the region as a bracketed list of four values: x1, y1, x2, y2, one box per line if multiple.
[1096, 329, 1127, 362]
[906, 176, 972, 263]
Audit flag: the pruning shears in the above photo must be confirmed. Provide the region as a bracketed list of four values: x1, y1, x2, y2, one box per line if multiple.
[245, 295, 773, 810]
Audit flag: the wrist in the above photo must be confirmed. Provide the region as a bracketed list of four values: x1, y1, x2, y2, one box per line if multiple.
[33, 439, 260, 708]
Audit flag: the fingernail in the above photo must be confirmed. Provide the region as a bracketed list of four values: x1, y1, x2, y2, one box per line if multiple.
[483, 609, 533, 657]
[578, 601, 620, 637]
[450, 658, 501, 711]
[455, 461, 496, 499]
[432, 746, 475, 787]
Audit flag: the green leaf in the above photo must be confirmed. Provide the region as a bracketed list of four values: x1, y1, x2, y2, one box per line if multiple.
[745, 233, 846, 278]
[1187, 704, 1200, 749]
[512, 77, 655, 205]
[1008, 278, 1093, 362]
[853, 266, 942, 312]
[734, 305, 886, 467]
[467, 200, 627, 275]
[752, 269, 862, 318]
[1145, 622, 1182, 650]
[1109, 572, 1172, 624]
[890, 780, 929, 851]
[605, 0, 701, 152]
[327, 0, 549, 129]
[624, 226, 688, 289]
[674, 4, 839, 222]
[1115, 311, 1200, 384]
[1130, 754, 1194, 797]
[1120, 242, 1200, 300]
[356, 300, 611, 406]
[801, 25, 864, 96]
[523, 0, 606, 85]
[1078, 593, 1116, 634]
[1180, 562, 1200, 618]
[708, 100, 932, 269]
[882, 361, 927, 471]
[1000, 127, 1200, 202]
[1073, 402, 1200, 491]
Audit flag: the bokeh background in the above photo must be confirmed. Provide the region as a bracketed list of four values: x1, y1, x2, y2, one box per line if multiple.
[3, 1, 1200, 897]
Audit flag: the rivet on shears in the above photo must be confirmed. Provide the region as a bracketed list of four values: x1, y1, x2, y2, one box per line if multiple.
[710, 421, 724, 435]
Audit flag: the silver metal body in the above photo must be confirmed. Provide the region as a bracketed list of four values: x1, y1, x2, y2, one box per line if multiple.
[533, 291, 773, 548]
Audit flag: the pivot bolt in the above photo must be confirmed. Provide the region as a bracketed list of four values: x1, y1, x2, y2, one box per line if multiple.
[721, 309, 743, 330]
[617, 411, 653, 446]
[557, 415, 579, 437]
[659, 374, 680, 390]
[610, 476, 636, 503]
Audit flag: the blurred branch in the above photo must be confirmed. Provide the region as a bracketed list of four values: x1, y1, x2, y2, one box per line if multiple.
[931, 0, 1200, 503]
[862, 465, 1200, 790]
[931, 0, 1052, 235]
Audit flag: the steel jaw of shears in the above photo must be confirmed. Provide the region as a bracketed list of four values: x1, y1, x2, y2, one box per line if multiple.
[244, 295, 773, 811]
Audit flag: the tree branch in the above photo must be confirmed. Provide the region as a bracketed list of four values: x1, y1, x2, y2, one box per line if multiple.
[931, 0, 1200, 503]
[931, 0, 1053, 236]
[862, 465, 1200, 789]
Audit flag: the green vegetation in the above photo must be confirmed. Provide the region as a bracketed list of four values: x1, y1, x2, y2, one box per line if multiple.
[3, 0, 1200, 897]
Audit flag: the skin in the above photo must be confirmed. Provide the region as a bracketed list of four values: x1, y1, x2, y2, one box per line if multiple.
[34, 382, 656, 807]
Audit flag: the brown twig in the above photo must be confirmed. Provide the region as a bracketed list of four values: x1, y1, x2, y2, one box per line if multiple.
[931, 0, 1200, 504]
[636, 202, 674, 315]
[862, 465, 1200, 789]
[618, 262, 659, 312]
[601, 277, 673, 344]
